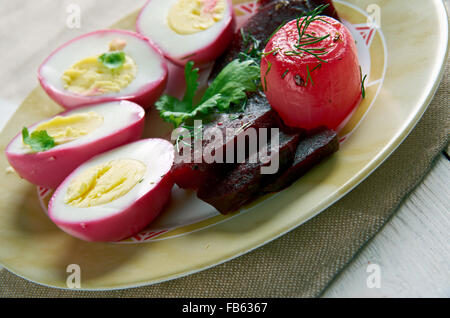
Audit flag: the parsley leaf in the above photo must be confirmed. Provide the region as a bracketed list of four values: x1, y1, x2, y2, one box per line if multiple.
[98, 51, 126, 70]
[156, 59, 260, 127]
[156, 61, 214, 127]
[239, 31, 263, 65]
[22, 127, 56, 152]
[201, 59, 260, 110]
[182, 61, 200, 106]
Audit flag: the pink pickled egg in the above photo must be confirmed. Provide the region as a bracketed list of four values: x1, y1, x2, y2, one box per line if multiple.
[48, 138, 175, 242]
[5, 101, 145, 189]
[38, 29, 168, 110]
[136, 0, 235, 67]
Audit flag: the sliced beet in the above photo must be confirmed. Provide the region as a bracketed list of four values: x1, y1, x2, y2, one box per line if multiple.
[197, 130, 302, 214]
[259, 0, 340, 20]
[172, 91, 280, 189]
[171, 160, 215, 190]
[262, 128, 339, 193]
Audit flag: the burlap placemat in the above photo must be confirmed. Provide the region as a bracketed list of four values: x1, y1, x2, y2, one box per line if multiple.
[0, 59, 447, 297]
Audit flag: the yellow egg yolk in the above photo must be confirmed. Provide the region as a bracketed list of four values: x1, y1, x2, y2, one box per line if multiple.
[64, 159, 147, 208]
[34, 111, 104, 145]
[168, 0, 226, 35]
[62, 40, 137, 96]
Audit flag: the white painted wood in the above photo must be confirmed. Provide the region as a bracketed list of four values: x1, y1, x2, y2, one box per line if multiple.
[323, 155, 450, 298]
[0, 0, 448, 297]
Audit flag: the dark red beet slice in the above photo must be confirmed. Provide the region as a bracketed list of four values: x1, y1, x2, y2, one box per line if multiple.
[171, 161, 213, 190]
[259, 0, 339, 20]
[172, 91, 280, 189]
[263, 128, 339, 193]
[197, 130, 302, 214]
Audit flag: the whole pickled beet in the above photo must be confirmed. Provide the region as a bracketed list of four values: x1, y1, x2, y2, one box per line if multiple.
[261, 13, 362, 131]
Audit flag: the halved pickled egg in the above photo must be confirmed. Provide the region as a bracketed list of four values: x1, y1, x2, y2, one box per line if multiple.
[38, 29, 168, 110]
[48, 138, 175, 242]
[5, 101, 145, 189]
[136, 0, 235, 66]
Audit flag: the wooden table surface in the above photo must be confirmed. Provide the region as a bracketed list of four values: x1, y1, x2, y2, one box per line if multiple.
[0, 0, 448, 298]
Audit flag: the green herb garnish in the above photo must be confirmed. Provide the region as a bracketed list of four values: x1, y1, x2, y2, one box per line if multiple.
[156, 59, 260, 128]
[311, 63, 322, 72]
[22, 127, 55, 152]
[281, 4, 331, 87]
[266, 20, 288, 45]
[261, 48, 280, 57]
[306, 65, 314, 86]
[263, 61, 272, 91]
[284, 4, 331, 64]
[361, 75, 367, 98]
[239, 31, 263, 64]
[360, 66, 368, 98]
[98, 51, 126, 70]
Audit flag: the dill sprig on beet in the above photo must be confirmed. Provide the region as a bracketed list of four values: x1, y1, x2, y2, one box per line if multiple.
[281, 4, 333, 86]
[283, 4, 331, 64]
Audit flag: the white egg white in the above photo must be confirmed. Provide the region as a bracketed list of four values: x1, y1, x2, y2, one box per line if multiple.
[137, 0, 233, 60]
[7, 101, 144, 155]
[50, 139, 174, 223]
[40, 31, 165, 98]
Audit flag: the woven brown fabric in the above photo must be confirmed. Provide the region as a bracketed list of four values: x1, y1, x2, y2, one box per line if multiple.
[1, 61, 448, 298]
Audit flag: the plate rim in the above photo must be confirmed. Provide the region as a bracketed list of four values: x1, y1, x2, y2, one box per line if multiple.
[0, 0, 448, 291]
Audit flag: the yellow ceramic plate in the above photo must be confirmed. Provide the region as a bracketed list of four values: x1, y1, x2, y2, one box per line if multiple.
[0, 0, 448, 289]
